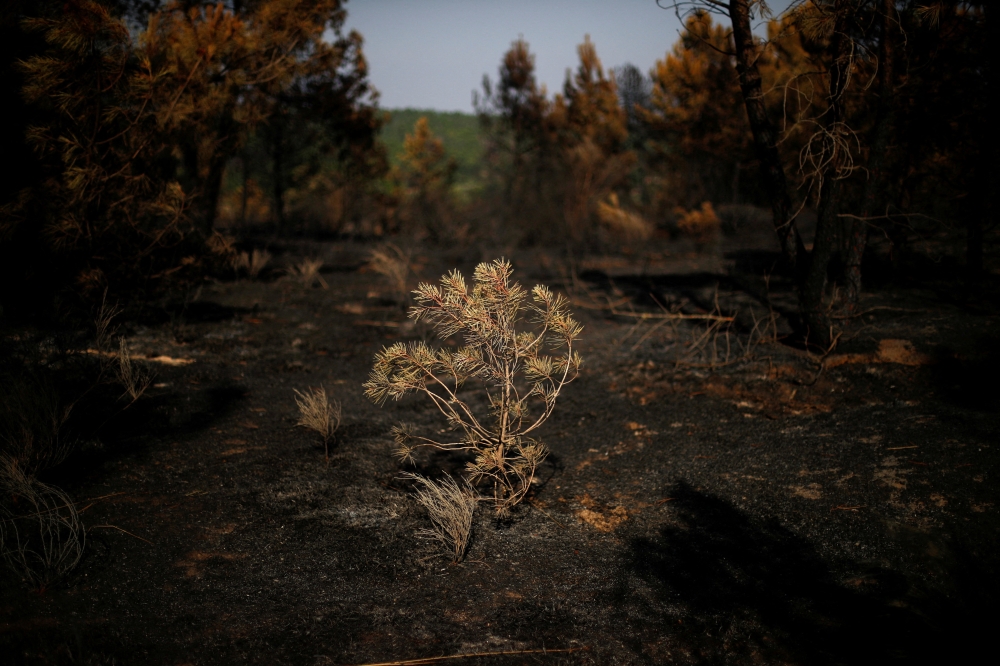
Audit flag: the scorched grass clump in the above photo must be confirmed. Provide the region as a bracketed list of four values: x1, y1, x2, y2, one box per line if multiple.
[365, 259, 582, 517]
[294, 386, 341, 462]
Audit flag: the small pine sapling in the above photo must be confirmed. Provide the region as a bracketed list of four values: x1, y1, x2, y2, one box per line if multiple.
[365, 259, 582, 517]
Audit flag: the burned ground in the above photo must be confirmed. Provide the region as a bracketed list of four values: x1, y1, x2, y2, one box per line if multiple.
[1, 235, 997, 665]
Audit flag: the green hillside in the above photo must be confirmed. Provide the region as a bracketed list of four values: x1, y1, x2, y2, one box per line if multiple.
[379, 108, 485, 190]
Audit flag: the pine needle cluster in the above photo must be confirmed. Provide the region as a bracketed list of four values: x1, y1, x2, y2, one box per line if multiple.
[294, 386, 341, 461]
[365, 259, 582, 517]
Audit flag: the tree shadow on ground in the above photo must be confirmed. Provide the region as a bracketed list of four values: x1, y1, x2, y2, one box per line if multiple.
[622, 480, 982, 665]
[40, 381, 248, 488]
[929, 335, 1000, 413]
[577, 265, 802, 338]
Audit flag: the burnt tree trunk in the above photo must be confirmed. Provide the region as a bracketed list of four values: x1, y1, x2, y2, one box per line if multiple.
[844, 0, 896, 308]
[799, 1, 854, 344]
[201, 148, 229, 237]
[271, 115, 286, 232]
[240, 149, 249, 226]
[728, 0, 806, 271]
[182, 109, 237, 239]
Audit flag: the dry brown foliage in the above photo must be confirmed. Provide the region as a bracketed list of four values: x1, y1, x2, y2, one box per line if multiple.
[596, 192, 653, 241]
[405, 473, 477, 562]
[675, 201, 720, 249]
[294, 386, 341, 461]
[366, 259, 582, 517]
[0, 456, 85, 591]
[288, 258, 328, 289]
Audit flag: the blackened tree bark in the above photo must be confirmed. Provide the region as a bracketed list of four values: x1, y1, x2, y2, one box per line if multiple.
[844, 0, 896, 308]
[180, 107, 237, 239]
[727, 0, 806, 272]
[799, 0, 853, 343]
[697, 0, 859, 344]
[270, 113, 287, 232]
[200, 111, 236, 237]
[965, 1, 992, 284]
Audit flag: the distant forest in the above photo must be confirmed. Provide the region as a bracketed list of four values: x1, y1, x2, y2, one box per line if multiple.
[0, 0, 991, 340]
[379, 109, 484, 193]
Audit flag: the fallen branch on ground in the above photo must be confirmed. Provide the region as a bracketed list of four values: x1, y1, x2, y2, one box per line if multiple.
[349, 646, 588, 666]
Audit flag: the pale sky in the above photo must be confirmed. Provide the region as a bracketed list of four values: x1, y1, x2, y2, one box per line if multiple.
[342, 0, 779, 112]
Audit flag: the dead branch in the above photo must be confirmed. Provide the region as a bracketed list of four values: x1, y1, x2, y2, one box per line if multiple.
[349, 646, 587, 666]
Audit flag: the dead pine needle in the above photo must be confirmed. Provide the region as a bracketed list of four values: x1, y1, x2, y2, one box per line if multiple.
[88, 524, 153, 545]
[349, 646, 587, 666]
[52, 490, 128, 515]
[527, 499, 566, 529]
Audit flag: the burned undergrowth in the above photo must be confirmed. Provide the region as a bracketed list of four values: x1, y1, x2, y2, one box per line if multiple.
[0, 239, 996, 665]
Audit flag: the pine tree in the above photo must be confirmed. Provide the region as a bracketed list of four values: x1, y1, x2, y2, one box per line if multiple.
[2, 0, 195, 311]
[477, 36, 636, 248]
[143, 0, 381, 233]
[392, 117, 457, 241]
[0, 0, 382, 315]
[641, 11, 755, 211]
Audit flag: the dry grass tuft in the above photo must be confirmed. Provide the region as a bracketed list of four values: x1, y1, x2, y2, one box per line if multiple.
[231, 248, 272, 279]
[116, 338, 151, 403]
[289, 258, 328, 289]
[0, 455, 85, 591]
[406, 473, 477, 562]
[293, 386, 341, 461]
[368, 243, 411, 303]
[94, 297, 121, 352]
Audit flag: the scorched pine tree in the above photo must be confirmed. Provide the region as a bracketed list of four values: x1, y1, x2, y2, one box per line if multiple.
[365, 259, 582, 517]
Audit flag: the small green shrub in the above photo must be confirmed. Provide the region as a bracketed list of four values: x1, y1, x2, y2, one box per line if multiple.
[365, 259, 582, 517]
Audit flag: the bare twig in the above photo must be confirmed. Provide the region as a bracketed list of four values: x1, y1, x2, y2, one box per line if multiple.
[87, 524, 153, 545]
[349, 647, 587, 666]
[527, 499, 567, 529]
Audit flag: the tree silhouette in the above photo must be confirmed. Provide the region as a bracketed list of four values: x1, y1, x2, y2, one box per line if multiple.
[477, 36, 636, 249]
[653, 1, 992, 342]
[0, 0, 381, 317]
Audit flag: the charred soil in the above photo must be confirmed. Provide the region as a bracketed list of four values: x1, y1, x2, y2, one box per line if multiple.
[2, 237, 997, 665]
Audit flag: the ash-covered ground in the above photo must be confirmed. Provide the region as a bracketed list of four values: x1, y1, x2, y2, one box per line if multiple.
[2, 232, 997, 665]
